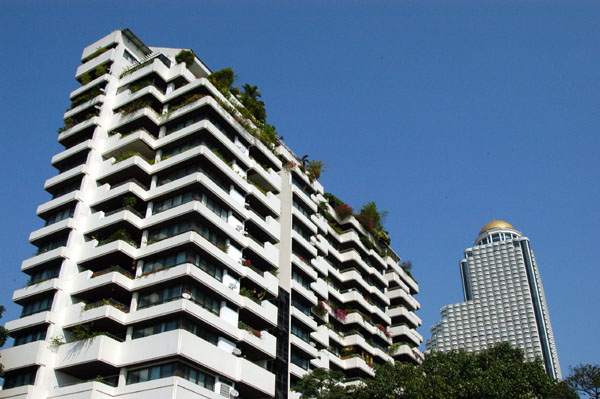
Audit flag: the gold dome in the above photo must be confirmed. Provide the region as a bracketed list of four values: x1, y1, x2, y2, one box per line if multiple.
[479, 220, 515, 235]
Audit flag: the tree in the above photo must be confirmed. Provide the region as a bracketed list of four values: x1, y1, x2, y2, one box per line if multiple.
[0, 305, 8, 376]
[567, 364, 600, 399]
[292, 368, 350, 399]
[354, 343, 575, 399]
[242, 83, 261, 100]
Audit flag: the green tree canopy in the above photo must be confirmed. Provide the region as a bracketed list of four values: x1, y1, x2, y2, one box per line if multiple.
[567, 364, 600, 399]
[295, 343, 577, 399]
[292, 368, 350, 399]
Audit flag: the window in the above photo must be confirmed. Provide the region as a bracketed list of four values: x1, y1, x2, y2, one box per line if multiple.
[292, 295, 311, 316]
[14, 327, 47, 346]
[52, 179, 82, 198]
[132, 317, 218, 345]
[123, 50, 137, 63]
[291, 322, 311, 342]
[36, 237, 68, 254]
[161, 138, 202, 159]
[166, 114, 206, 135]
[292, 222, 311, 241]
[28, 265, 60, 285]
[292, 269, 311, 290]
[137, 283, 221, 315]
[3, 369, 37, 389]
[142, 249, 223, 281]
[45, 207, 75, 226]
[148, 219, 226, 249]
[126, 361, 215, 390]
[153, 191, 196, 214]
[21, 295, 54, 317]
[292, 200, 311, 219]
[291, 350, 310, 370]
[157, 163, 229, 192]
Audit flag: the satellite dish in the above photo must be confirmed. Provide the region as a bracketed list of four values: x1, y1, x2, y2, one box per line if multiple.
[230, 389, 239, 397]
[182, 293, 191, 300]
[232, 348, 242, 356]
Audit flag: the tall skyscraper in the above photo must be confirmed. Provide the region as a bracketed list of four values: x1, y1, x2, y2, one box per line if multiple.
[0, 29, 421, 399]
[426, 220, 561, 379]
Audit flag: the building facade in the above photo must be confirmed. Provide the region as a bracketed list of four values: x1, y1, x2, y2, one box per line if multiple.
[426, 220, 561, 379]
[0, 29, 422, 399]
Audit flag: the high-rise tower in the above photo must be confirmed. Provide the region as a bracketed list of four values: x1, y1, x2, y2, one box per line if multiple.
[0, 29, 422, 399]
[426, 220, 561, 379]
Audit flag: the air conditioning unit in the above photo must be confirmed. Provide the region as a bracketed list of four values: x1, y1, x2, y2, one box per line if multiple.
[244, 202, 250, 209]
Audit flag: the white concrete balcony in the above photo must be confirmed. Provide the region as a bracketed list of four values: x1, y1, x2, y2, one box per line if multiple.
[13, 278, 61, 304]
[118, 57, 173, 87]
[389, 325, 423, 346]
[311, 324, 329, 348]
[142, 232, 242, 280]
[240, 297, 277, 327]
[58, 116, 100, 144]
[51, 140, 94, 166]
[239, 328, 277, 359]
[5, 311, 53, 333]
[111, 107, 161, 134]
[310, 235, 329, 257]
[0, 341, 48, 372]
[84, 209, 144, 235]
[64, 94, 105, 120]
[291, 185, 317, 212]
[75, 47, 115, 79]
[387, 306, 422, 328]
[29, 218, 75, 244]
[79, 239, 139, 266]
[289, 363, 309, 379]
[81, 31, 118, 61]
[0, 384, 35, 399]
[310, 278, 328, 300]
[37, 190, 82, 217]
[290, 334, 319, 359]
[46, 381, 116, 399]
[292, 254, 317, 281]
[387, 287, 420, 311]
[310, 353, 329, 369]
[311, 214, 329, 234]
[291, 231, 318, 258]
[291, 280, 318, 305]
[246, 239, 278, 268]
[121, 330, 275, 396]
[310, 256, 328, 276]
[248, 185, 280, 216]
[247, 212, 280, 243]
[248, 159, 281, 193]
[388, 263, 419, 294]
[291, 208, 317, 235]
[385, 270, 410, 293]
[56, 334, 121, 370]
[69, 73, 111, 100]
[92, 182, 148, 209]
[21, 246, 67, 272]
[342, 333, 393, 363]
[62, 302, 128, 328]
[389, 344, 420, 363]
[113, 85, 165, 111]
[340, 356, 375, 377]
[242, 264, 278, 297]
[290, 307, 317, 331]
[103, 129, 156, 160]
[97, 155, 153, 184]
[70, 269, 134, 298]
[44, 164, 88, 191]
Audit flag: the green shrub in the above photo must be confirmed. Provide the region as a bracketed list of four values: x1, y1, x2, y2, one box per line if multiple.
[80, 73, 92, 85]
[175, 49, 195, 67]
[208, 68, 235, 91]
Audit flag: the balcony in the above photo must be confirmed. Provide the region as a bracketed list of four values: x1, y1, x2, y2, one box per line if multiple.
[0, 341, 47, 372]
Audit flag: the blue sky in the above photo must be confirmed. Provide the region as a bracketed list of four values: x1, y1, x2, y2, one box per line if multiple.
[1, 0, 598, 375]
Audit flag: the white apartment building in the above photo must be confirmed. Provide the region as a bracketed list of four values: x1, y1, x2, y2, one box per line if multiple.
[426, 220, 561, 379]
[0, 29, 422, 399]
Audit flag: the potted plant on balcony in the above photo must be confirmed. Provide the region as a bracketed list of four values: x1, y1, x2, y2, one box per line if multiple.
[311, 301, 328, 318]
